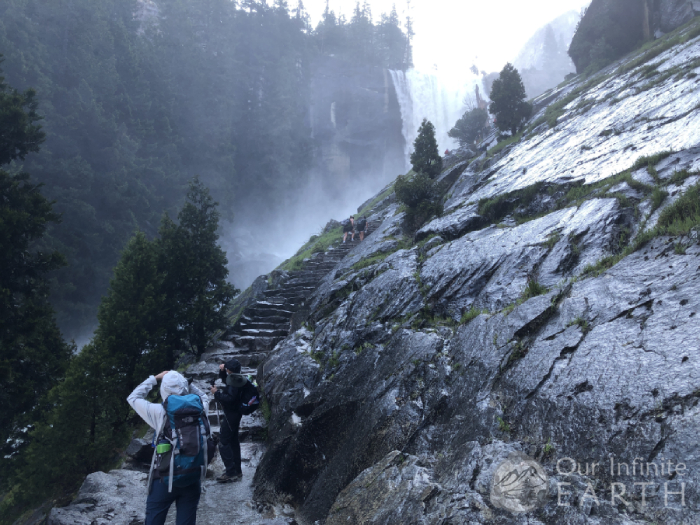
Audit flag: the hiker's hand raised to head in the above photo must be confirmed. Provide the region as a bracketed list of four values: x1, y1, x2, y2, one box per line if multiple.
[155, 371, 169, 381]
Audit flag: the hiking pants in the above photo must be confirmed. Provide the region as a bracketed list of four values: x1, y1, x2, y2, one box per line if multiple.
[219, 412, 242, 476]
[145, 479, 200, 525]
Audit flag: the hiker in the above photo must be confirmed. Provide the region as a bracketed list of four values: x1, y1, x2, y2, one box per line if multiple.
[343, 216, 355, 243]
[356, 215, 368, 241]
[210, 359, 246, 483]
[127, 370, 209, 525]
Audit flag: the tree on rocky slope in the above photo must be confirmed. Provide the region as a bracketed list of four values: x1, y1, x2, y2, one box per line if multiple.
[394, 172, 441, 232]
[489, 63, 532, 136]
[410, 118, 442, 179]
[448, 107, 488, 146]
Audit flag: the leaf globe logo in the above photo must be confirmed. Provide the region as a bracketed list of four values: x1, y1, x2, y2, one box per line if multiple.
[490, 452, 549, 513]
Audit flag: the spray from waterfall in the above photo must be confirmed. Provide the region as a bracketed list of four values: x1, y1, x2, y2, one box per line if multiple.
[390, 68, 486, 170]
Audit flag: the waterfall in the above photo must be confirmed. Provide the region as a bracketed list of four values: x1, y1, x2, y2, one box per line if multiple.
[390, 69, 485, 171]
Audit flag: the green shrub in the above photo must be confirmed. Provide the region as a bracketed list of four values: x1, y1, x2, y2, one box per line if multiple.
[478, 181, 544, 223]
[395, 173, 442, 231]
[449, 107, 489, 146]
[497, 416, 511, 433]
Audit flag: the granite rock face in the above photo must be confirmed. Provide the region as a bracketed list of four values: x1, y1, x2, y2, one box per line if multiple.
[253, 28, 700, 525]
[47, 470, 148, 525]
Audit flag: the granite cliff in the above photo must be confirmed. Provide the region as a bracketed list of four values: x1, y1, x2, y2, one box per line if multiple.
[253, 19, 700, 524]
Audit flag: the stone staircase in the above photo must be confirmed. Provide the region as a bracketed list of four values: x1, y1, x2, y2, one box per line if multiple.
[184, 227, 375, 436]
[223, 229, 376, 359]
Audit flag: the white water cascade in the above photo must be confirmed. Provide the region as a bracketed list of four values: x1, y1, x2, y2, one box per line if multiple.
[390, 69, 486, 171]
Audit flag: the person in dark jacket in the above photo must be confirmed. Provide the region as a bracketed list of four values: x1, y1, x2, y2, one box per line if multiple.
[343, 216, 355, 243]
[209, 359, 245, 483]
[356, 216, 368, 241]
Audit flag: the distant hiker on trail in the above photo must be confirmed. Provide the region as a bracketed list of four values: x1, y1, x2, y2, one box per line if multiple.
[127, 370, 210, 525]
[444, 149, 450, 155]
[343, 216, 355, 243]
[357, 216, 368, 241]
[210, 359, 259, 483]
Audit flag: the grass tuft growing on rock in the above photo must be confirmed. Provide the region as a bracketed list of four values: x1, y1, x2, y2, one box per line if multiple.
[567, 316, 590, 333]
[460, 306, 490, 324]
[669, 169, 696, 185]
[522, 278, 548, 300]
[650, 187, 668, 213]
[656, 181, 700, 235]
[502, 278, 548, 315]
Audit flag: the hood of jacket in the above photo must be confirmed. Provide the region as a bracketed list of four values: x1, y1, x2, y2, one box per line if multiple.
[160, 371, 189, 401]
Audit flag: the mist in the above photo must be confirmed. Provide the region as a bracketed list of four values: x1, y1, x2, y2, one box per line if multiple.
[0, 0, 593, 339]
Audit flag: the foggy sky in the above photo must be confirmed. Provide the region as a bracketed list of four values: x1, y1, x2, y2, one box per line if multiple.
[303, 0, 591, 73]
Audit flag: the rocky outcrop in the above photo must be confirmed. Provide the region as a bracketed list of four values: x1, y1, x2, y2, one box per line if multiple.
[310, 56, 406, 190]
[569, 0, 699, 73]
[47, 470, 148, 525]
[253, 22, 700, 525]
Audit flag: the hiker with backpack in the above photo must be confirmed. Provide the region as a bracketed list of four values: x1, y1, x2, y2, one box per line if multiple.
[127, 370, 211, 525]
[342, 216, 355, 243]
[209, 359, 259, 483]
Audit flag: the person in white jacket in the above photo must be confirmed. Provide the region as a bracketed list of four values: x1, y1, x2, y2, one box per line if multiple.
[127, 370, 209, 525]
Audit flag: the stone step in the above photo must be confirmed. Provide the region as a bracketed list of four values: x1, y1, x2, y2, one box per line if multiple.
[239, 327, 288, 337]
[263, 290, 311, 300]
[264, 285, 315, 294]
[264, 293, 308, 301]
[241, 314, 289, 324]
[239, 318, 288, 328]
[248, 306, 294, 318]
[233, 334, 285, 346]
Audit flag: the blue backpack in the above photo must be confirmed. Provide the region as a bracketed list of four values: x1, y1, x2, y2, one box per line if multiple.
[149, 394, 210, 492]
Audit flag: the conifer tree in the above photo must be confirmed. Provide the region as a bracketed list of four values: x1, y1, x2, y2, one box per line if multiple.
[0, 59, 71, 476]
[158, 176, 237, 358]
[95, 231, 166, 393]
[489, 63, 533, 136]
[410, 118, 442, 179]
[448, 107, 488, 147]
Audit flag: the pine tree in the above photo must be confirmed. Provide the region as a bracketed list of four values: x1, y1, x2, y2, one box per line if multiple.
[158, 176, 237, 357]
[410, 118, 442, 179]
[0, 59, 71, 477]
[6, 342, 117, 513]
[489, 63, 533, 136]
[95, 231, 166, 393]
[0, 56, 44, 165]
